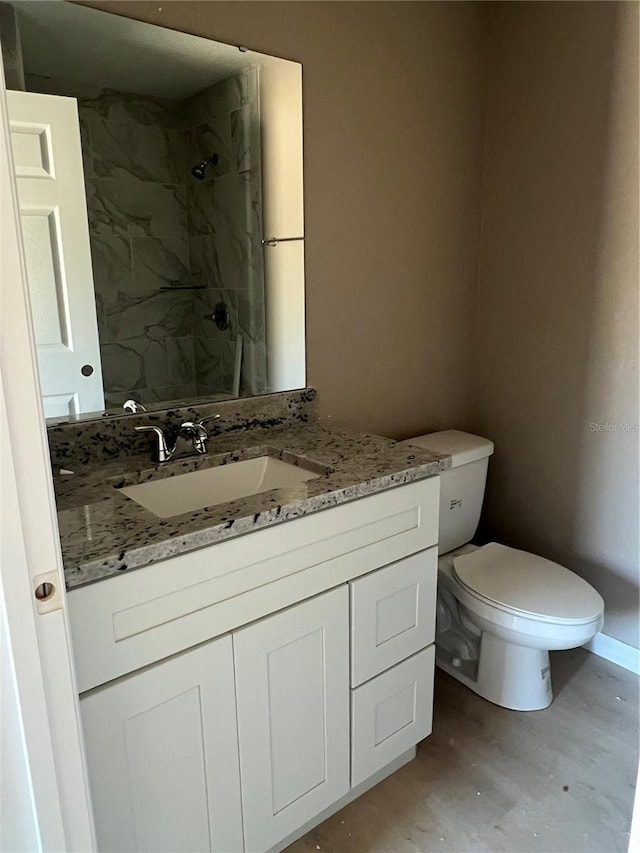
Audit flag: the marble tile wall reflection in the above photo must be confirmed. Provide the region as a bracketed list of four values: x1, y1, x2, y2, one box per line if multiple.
[183, 67, 267, 400]
[27, 69, 267, 408]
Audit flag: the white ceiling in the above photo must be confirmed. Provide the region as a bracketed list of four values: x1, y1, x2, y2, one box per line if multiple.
[10, 0, 285, 99]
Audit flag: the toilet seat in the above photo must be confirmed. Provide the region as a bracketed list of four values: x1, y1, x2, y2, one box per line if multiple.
[453, 543, 604, 625]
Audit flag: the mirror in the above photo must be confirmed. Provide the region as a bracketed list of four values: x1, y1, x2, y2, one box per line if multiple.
[4, 0, 305, 421]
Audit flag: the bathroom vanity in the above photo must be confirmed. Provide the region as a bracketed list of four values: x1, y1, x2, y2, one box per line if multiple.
[51, 392, 446, 853]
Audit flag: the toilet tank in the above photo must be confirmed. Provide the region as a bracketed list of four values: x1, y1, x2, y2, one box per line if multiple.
[401, 430, 494, 554]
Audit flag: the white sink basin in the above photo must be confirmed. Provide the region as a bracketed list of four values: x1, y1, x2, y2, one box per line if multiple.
[118, 456, 322, 518]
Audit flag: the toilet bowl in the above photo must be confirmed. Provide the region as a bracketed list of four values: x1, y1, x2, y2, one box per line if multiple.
[437, 542, 603, 709]
[402, 431, 604, 711]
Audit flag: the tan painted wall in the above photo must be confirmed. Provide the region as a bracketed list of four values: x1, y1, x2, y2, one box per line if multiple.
[472, 2, 639, 647]
[82, 0, 487, 439]
[80, 1, 638, 647]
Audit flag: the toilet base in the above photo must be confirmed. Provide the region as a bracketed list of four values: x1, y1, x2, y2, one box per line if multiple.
[437, 632, 553, 711]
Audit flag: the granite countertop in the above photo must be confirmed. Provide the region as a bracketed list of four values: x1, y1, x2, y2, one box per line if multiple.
[55, 421, 448, 590]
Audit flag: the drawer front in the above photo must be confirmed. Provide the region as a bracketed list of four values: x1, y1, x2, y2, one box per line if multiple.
[350, 548, 437, 687]
[351, 645, 435, 788]
[69, 477, 439, 692]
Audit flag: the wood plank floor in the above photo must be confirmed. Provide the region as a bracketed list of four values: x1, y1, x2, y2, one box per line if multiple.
[288, 648, 638, 853]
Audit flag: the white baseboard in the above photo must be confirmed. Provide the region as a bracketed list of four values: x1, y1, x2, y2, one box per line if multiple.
[584, 632, 640, 675]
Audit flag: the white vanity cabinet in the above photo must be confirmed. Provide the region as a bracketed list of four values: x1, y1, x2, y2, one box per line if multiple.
[70, 477, 440, 853]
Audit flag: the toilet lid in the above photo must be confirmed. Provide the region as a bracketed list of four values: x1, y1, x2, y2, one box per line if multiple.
[453, 543, 604, 623]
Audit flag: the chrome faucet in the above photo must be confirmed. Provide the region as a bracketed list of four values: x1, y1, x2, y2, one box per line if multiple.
[135, 415, 220, 463]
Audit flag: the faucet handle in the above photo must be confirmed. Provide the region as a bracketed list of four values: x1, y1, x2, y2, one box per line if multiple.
[196, 413, 221, 427]
[179, 421, 208, 454]
[135, 425, 172, 463]
[180, 420, 208, 438]
[123, 399, 147, 413]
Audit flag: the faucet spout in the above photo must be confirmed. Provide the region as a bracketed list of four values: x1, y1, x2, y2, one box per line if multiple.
[135, 425, 173, 463]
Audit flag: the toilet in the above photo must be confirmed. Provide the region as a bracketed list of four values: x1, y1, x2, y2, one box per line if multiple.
[402, 430, 604, 711]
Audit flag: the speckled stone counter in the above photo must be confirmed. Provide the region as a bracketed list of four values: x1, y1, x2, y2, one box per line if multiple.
[53, 417, 448, 591]
[47, 387, 317, 468]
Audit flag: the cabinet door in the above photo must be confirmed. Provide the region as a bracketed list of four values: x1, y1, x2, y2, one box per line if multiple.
[80, 637, 243, 853]
[234, 586, 350, 853]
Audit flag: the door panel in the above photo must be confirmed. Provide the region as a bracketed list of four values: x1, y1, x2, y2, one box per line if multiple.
[20, 210, 68, 346]
[267, 626, 328, 813]
[7, 90, 104, 417]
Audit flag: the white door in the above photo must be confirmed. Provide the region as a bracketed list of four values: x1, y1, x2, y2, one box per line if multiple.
[7, 90, 104, 418]
[234, 586, 350, 853]
[80, 637, 244, 853]
[1, 68, 96, 851]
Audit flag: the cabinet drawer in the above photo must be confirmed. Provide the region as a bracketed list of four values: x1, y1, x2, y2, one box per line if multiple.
[351, 645, 435, 788]
[70, 477, 439, 692]
[350, 548, 437, 687]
